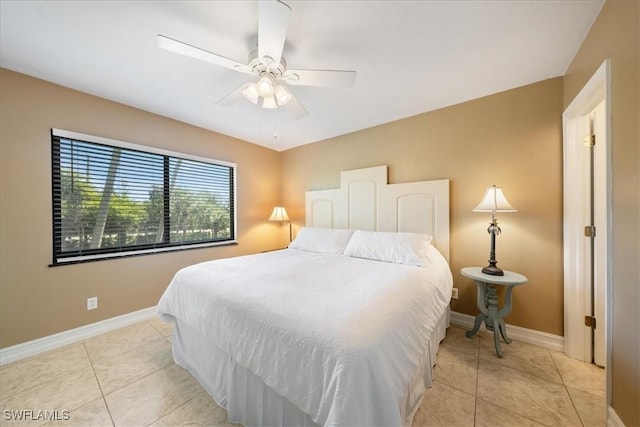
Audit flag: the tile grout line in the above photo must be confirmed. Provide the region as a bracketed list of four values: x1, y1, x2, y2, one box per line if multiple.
[476, 336, 566, 386]
[86, 342, 175, 397]
[143, 320, 195, 427]
[146, 319, 166, 337]
[0, 349, 89, 403]
[474, 332, 578, 427]
[147, 318, 174, 343]
[82, 341, 117, 427]
[82, 324, 173, 426]
[85, 325, 179, 426]
[145, 390, 208, 427]
[549, 348, 587, 427]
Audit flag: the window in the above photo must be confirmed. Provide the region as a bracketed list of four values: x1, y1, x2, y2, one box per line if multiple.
[51, 129, 236, 264]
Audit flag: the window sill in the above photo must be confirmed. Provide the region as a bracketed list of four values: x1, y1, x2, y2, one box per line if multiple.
[49, 241, 238, 267]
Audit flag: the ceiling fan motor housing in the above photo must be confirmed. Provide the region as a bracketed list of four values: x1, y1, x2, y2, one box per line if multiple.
[248, 48, 287, 79]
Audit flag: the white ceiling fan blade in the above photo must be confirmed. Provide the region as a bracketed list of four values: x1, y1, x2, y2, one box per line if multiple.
[283, 93, 308, 119]
[258, 0, 291, 66]
[281, 69, 357, 87]
[158, 35, 252, 75]
[215, 82, 253, 107]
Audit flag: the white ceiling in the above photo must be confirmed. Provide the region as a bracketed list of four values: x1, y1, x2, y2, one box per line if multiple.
[0, 0, 603, 151]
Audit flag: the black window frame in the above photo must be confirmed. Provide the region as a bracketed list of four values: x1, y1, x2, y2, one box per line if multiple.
[50, 129, 237, 265]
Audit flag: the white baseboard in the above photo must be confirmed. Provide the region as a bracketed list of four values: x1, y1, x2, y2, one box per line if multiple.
[607, 406, 626, 427]
[0, 306, 158, 366]
[450, 311, 564, 352]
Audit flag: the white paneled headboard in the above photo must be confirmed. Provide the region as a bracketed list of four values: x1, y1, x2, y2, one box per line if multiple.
[305, 166, 450, 262]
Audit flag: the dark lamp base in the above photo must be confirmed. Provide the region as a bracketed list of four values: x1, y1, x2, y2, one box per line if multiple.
[482, 265, 504, 276]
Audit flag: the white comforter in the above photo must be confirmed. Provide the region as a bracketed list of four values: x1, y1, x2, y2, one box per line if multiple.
[157, 248, 452, 427]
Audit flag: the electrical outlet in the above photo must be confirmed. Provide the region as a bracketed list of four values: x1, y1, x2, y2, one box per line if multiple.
[87, 297, 98, 311]
[451, 288, 459, 300]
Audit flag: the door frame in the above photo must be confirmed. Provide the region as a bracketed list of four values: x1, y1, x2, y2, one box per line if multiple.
[562, 57, 611, 383]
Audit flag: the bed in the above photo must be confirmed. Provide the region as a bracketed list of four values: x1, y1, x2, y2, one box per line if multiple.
[157, 166, 452, 427]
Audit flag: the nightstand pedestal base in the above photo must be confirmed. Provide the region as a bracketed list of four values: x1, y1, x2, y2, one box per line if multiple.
[461, 267, 527, 358]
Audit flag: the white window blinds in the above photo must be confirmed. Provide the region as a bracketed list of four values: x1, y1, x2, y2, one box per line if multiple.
[51, 129, 236, 264]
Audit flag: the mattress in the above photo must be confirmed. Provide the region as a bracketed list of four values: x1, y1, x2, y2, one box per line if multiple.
[158, 247, 453, 426]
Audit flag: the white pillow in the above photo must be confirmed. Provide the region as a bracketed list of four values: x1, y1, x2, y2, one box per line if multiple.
[288, 227, 355, 254]
[344, 230, 434, 266]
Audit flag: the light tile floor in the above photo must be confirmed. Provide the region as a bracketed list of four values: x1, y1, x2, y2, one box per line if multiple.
[0, 320, 605, 427]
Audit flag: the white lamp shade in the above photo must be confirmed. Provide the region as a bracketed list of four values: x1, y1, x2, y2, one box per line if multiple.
[262, 95, 277, 109]
[473, 185, 516, 212]
[256, 75, 274, 97]
[242, 83, 259, 104]
[274, 85, 292, 106]
[269, 206, 290, 221]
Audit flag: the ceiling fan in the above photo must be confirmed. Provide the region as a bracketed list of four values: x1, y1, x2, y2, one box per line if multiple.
[157, 0, 357, 119]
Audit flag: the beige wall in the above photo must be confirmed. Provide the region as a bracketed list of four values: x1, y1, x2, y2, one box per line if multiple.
[281, 77, 565, 336]
[0, 69, 282, 348]
[564, 0, 640, 424]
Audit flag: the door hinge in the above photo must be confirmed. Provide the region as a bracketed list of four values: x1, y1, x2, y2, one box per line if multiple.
[584, 134, 596, 147]
[585, 315, 597, 329]
[584, 225, 596, 237]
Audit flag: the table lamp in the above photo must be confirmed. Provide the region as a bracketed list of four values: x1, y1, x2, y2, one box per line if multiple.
[473, 185, 516, 276]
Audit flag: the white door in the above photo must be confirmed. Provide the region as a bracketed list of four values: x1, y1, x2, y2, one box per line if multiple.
[582, 102, 606, 367]
[590, 101, 606, 367]
[563, 59, 610, 370]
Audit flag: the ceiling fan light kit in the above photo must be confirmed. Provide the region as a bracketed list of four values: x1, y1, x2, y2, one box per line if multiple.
[157, 0, 357, 120]
[241, 75, 292, 108]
